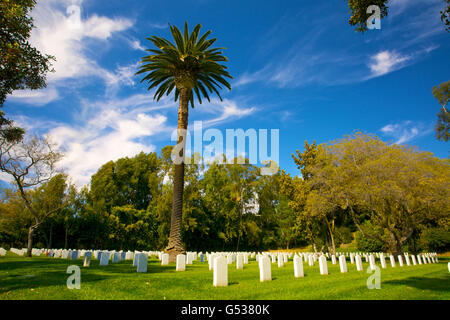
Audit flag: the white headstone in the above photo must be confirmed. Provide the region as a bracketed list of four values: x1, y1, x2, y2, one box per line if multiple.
[369, 254, 376, 271]
[355, 254, 363, 271]
[236, 254, 243, 270]
[161, 253, 169, 266]
[390, 255, 396, 267]
[331, 255, 337, 265]
[186, 253, 193, 265]
[380, 253, 387, 269]
[350, 253, 355, 264]
[112, 252, 120, 264]
[308, 255, 314, 266]
[0, 248, 6, 256]
[213, 255, 228, 287]
[137, 253, 147, 273]
[404, 254, 411, 266]
[259, 255, 272, 282]
[176, 254, 186, 271]
[417, 255, 423, 265]
[398, 255, 404, 267]
[411, 255, 417, 265]
[99, 252, 110, 266]
[277, 255, 284, 268]
[83, 252, 92, 267]
[294, 255, 304, 278]
[319, 255, 328, 275]
[243, 254, 248, 264]
[339, 255, 347, 273]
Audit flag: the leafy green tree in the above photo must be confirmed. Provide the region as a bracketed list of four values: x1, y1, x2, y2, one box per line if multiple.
[307, 133, 450, 255]
[137, 22, 232, 261]
[0, 0, 55, 106]
[0, 135, 63, 256]
[432, 81, 449, 141]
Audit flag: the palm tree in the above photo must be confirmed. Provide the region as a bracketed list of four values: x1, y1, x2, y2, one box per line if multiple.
[137, 22, 232, 262]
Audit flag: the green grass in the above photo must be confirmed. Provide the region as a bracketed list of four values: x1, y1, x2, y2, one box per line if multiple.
[0, 252, 449, 300]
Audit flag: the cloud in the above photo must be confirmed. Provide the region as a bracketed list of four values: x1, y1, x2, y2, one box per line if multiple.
[368, 50, 410, 77]
[29, 1, 133, 83]
[197, 98, 257, 127]
[380, 121, 433, 145]
[47, 110, 169, 187]
[8, 86, 60, 106]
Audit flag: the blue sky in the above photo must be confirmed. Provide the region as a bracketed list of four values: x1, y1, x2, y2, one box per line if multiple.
[3, 0, 449, 187]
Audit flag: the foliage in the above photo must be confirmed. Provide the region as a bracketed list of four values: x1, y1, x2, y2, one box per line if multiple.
[0, 0, 55, 106]
[432, 81, 449, 141]
[346, 0, 389, 33]
[420, 227, 450, 253]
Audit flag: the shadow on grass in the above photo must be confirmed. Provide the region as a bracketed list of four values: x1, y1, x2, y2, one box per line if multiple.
[383, 275, 450, 292]
[0, 269, 109, 294]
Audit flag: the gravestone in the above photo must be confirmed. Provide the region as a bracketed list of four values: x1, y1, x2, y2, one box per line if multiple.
[199, 253, 205, 263]
[176, 254, 186, 271]
[404, 254, 411, 266]
[133, 252, 140, 266]
[227, 255, 233, 265]
[380, 253, 387, 269]
[259, 255, 272, 282]
[213, 256, 228, 287]
[339, 255, 347, 273]
[99, 252, 110, 266]
[411, 255, 417, 265]
[112, 252, 120, 264]
[236, 254, 243, 270]
[161, 253, 169, 266]
[369, 254, 376, 271]
[398, 255, 404, 267]
[137, 253, 147, 273]
[83, 252, 92, 267]
[390, 255, 396, 267]
[283, 254, 288, 263]
[186, 253, 193, 265]
[355, 254, 363, 271]
[319, 255, 328, 275]
[0, 248, 6, 256]
[294, 255, 304, 278]
[209, 254, 215, 271]
[331, 255, 337, 265]
[426, 256, 431, 264]
[277, 255, 284, 268]
[243, 254, 248, 264]
[350, 253, 355, 264]
[308, 255, 314, 266]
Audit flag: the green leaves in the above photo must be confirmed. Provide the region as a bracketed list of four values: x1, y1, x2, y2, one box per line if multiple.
[137, 21, 232, 108]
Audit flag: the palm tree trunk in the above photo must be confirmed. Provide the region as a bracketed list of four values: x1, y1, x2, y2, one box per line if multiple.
[166, 88, 189, 262]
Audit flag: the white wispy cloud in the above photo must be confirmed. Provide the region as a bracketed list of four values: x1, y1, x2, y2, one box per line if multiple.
[368, 50, 410, 77]
[9, 0, 134, 105]
[380, 121, 433, 145]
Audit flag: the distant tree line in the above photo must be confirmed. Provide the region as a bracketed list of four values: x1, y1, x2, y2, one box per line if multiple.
[1, 133, 449, 254]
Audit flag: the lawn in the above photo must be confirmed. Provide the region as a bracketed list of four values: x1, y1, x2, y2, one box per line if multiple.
[0, 252, 449, 300]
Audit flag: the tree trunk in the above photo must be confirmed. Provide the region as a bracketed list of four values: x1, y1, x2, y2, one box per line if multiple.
[165, 88, 189, 262]
[26, 226, 35, 257]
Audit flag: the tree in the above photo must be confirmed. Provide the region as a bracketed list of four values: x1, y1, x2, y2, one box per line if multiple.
[346, 0, 450, 33]
[441, 0, 450, 32]
[432, 80, 449, 141]
[307, 133, 450, 255]
[347, 0, 389, 33]
[0, 134, 63, 257]
[137, 22, 232, 261]
[0, 0, 55, 106]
